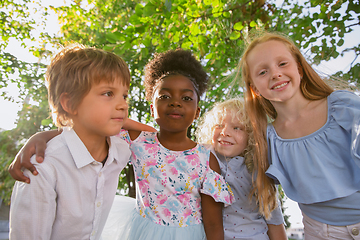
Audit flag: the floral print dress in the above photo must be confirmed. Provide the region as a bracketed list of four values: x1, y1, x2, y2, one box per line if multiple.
[116, 130, 235, 240]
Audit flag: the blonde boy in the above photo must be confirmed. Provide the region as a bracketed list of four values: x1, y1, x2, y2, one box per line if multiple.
[9, 45, 131, 240]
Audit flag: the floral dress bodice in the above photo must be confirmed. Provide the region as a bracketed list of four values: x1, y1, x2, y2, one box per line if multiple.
[119, 130, 234, 227]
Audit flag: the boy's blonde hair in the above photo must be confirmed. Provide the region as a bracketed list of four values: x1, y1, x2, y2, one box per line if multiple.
[239, 32, 334, 218]
[196, 98, 255, 171]
[46, 44, 130, 127]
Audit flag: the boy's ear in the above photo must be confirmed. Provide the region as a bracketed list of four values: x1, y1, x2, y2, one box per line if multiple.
[60, 93, 76, 115]
[194, 107, 200, 120]
[150, 104, 154, 117]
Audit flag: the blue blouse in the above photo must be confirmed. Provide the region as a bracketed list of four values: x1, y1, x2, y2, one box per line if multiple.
[266, 90, 360, 225]
[215, 152, 284, 239]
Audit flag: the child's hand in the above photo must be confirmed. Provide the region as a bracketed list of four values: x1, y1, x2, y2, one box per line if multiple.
[8, 130, 61, 183]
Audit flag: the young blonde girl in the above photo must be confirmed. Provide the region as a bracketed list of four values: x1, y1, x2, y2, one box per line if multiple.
[196, 98, 287, 240]
[240, 32, 360, 239]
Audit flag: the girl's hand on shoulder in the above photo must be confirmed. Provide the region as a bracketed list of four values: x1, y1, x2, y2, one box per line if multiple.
[8, 130, 61, 183]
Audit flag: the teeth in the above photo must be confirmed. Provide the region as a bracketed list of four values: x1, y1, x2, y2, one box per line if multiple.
[273, 82, 288, 89]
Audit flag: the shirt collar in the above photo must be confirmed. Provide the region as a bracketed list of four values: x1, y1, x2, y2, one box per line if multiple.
[62, 128, 122, 169]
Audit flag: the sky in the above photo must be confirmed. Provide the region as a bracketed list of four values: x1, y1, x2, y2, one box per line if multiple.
[1, 0, 359, 229]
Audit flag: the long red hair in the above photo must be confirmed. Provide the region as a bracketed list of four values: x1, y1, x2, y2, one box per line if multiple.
[239, 32, 333, 218]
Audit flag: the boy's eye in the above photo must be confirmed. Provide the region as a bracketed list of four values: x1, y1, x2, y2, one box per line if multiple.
[103, 91, 113, 97]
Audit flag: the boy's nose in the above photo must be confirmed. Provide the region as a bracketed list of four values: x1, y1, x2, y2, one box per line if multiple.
[116, 98, 128, 110]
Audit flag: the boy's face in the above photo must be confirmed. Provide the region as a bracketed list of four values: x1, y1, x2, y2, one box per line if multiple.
[71, 79, 129, 138]
[212, 113, 248, 158]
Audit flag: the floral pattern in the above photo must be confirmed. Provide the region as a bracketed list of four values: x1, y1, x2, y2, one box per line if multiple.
[118, 130, 235, 227]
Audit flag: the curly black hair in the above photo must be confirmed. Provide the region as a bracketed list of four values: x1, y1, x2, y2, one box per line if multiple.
[144, 49, 209, 101]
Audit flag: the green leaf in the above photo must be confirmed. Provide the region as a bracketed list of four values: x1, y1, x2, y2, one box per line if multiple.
[249, 21, 256, 27]
[41, 118, 53, 126]
[204, 0, 212, 5]
[337, 39, 344, 47]
[135, 3, 144, 16]
[229, 31, 240, 40]
[105, 33, 118, 43]
[223, 11, 230, 18]
[234, 22, 244, 31]
[181, 41, 192, 49]
[143, 3, 156, 17]
[190, 23, 200, 36]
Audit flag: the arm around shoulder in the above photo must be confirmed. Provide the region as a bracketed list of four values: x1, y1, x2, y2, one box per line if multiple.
[8, 129, 62, 183]
[122, 118, 156, 141]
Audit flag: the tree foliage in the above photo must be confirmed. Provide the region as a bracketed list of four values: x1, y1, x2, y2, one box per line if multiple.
[1, 1, 359, 225]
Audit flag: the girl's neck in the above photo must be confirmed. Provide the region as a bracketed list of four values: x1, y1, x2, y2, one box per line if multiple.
[272, 97, 328, 139]
[157, 130, 196, 151]
[272, 94, 311, 122]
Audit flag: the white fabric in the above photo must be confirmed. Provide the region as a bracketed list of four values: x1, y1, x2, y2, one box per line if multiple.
[303, 213, 360, 240]
[102, 195, 136, 240]
[9, 128, 130, 240]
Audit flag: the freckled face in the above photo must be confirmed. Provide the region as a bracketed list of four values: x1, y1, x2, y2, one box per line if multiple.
[151, 75, 200, 133]
[247, 40, 303, 104]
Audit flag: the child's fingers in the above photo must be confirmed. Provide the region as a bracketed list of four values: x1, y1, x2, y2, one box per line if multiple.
[8, 157, 31, 184]
[35, 142, 46, 163]
[19, 148, 39, 175]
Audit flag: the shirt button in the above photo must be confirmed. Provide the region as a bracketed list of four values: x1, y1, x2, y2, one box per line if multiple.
[352, 227, 359, 236]
[97, 202, 101, 207]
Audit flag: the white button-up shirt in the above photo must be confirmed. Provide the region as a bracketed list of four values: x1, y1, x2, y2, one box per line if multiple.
[9, 128, 130, 240]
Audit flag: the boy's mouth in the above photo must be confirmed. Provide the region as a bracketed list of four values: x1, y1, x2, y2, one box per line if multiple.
[112, 116, 125, 121]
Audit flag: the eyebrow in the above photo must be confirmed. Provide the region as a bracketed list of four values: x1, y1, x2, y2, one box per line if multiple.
[160, 87, 195, 94]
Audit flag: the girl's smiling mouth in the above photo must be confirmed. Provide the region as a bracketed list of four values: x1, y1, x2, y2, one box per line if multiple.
[271, 81, 289, 90]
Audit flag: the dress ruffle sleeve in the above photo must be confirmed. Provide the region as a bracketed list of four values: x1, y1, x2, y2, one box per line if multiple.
[266, 90, 360, 204]
[330, 90, 360, 168]
[200, 170, 235, 207]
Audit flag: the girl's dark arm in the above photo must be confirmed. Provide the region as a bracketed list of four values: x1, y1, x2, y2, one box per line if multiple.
[8, 130, 62, 183]
[9, 119, 156, 183]
[201, 153, 224, 240]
